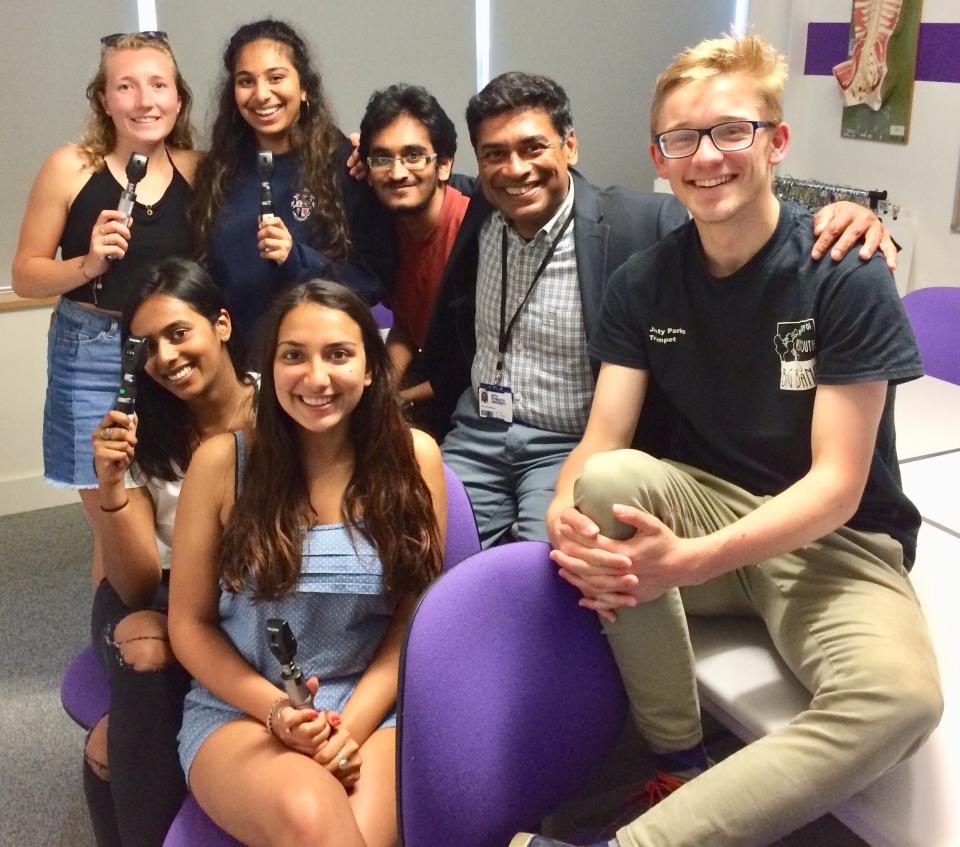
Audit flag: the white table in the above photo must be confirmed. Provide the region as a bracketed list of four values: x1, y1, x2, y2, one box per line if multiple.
[689, 521, 960, 847]
[895, 376, 960, 461]
[900, 451, 960, 536]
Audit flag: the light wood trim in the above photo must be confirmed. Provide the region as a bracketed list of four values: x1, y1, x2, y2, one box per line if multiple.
[0, 291, 58, 312]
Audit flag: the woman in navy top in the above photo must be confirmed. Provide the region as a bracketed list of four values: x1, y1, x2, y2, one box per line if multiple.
[191, 19, 393, 356]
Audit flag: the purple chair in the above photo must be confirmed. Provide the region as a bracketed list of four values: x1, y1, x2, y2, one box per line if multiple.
[442, 463, 481, 570]
[372, 302, 395, 330]
[162, 795, 241, 847]
[60, 644, 110, 730]
[903, 287, 960, 385]
[397, 541, 629, 847]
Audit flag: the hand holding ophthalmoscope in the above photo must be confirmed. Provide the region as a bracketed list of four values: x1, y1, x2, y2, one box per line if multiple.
[255, 151, 293, 265]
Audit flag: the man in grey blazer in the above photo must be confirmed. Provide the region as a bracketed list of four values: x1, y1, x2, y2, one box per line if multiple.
[423, 71, 890, 547]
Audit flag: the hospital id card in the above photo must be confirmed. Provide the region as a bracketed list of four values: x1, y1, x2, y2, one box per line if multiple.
[478, 383, 513, 422]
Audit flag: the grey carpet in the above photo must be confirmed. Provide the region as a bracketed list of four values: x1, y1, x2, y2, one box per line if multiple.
[1, 502, 94, 847]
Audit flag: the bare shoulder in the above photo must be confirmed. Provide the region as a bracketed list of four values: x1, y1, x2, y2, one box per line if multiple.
[36, 145, 95, 196]
[410, 427, 442, 471]
[189, 431, 240, 476]
[168, 147, 203, 184]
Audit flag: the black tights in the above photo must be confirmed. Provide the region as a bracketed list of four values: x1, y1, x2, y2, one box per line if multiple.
[85, 579, 191, 847]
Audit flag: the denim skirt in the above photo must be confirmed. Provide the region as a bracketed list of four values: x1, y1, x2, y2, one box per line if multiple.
[43, 298, 121, 488]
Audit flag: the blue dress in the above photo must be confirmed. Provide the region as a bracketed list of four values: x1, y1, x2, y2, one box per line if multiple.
[178, 438, 397, 778]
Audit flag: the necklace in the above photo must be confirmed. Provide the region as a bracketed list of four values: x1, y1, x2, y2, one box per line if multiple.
[225, 385, 251, 432]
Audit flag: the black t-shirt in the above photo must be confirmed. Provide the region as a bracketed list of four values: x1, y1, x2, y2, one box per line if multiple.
[590, 201, 923, 564]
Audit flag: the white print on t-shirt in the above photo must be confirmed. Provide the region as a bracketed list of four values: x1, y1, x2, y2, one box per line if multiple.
[774, 319, 817, 391]
[648, 325, 687, 344]
[291, 188, 316, 222]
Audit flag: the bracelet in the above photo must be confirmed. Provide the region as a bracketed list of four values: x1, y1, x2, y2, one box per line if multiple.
[99, 499, 129, 513]
[265, 695, 286, 736]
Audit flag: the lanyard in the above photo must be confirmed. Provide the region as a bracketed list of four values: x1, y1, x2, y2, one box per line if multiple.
[497, 211, 574, 376]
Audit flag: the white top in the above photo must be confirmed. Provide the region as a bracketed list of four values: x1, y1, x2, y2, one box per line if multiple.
[125, 466, 183, 568]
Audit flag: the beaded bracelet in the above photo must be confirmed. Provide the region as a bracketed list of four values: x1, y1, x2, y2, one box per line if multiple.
[265, 695, 286, 736]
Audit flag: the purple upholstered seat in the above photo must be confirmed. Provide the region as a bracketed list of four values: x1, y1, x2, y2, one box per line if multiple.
[397, 541, 629, 847]
[60, 644, 110, 730]
[903, 287, 960, 385]
[442, 463, 480, 570]
[162, 794, 242, 847]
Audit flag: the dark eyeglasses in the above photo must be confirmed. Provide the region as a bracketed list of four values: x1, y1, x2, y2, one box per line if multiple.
[366, 153, 440, 171]
[653, 120, 776, 159]
[100, 31, 169, 47]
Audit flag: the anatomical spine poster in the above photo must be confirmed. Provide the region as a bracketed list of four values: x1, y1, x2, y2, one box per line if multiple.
[834, 0, 922, 144]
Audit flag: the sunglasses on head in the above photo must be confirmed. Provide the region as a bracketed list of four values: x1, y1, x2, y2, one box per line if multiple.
[100, 31, 168, 47]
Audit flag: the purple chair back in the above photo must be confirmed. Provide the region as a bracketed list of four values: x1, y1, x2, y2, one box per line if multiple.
[372, 302, 395, 330]
[60, 645, 110, 730]
[396, 541, 628, 847]
[442, 464, 480, 570]
[903, 287, 960, 385]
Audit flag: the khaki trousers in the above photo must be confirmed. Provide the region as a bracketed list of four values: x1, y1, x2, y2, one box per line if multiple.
[574, 450, 943, 847]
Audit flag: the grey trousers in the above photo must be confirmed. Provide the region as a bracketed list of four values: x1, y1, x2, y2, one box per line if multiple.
[442, 389, 580, 547]
[574, 450, 943, 847]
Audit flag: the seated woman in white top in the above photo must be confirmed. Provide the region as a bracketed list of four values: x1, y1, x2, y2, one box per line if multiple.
[86, 257, 256, 847]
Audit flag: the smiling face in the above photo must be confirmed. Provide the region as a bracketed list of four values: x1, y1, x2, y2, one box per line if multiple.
[131, 294, 231, 402]
[650, 73, 788, 231]
[367, 112, 451, 219]
[273, 303, 372, 437]
[99, 47, 181, 149]
[233, 39, 306, 153]
[474, 107, 577, 239]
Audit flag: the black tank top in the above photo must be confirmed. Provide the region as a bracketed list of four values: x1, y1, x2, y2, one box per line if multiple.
[59, 152, 192, 312]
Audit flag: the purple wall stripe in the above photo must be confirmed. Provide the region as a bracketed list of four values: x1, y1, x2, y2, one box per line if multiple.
[805, 21, 960, 83]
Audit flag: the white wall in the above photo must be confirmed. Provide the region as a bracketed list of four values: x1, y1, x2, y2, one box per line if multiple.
[751, 0, 960, 292]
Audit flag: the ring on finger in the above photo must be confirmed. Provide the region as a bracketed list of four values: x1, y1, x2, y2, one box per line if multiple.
[100, 427, 111, 441]
[338, 754, 349, 770]
[99, 226, 106, 235]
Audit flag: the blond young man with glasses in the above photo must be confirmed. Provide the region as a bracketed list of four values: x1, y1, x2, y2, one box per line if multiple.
[511, 34, 942, 847]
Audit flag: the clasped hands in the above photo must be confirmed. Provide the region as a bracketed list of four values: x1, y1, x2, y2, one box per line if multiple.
[269, 677, 361, 788]
[549, 504, 697, 623]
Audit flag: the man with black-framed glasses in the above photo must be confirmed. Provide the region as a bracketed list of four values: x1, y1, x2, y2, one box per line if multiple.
[514, 33, 941, 847]
[358, 84, 471, 431]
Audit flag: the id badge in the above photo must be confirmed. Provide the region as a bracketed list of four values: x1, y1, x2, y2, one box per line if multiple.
[478, 383, 513, 422]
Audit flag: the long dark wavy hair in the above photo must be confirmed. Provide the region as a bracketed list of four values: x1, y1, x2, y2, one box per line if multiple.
[121, 258, 251, 482]
[191, 19, 349, 263]
[219, 280, 442, 601]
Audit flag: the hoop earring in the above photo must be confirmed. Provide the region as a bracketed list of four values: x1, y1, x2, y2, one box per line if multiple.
[301, 99, 310, 117]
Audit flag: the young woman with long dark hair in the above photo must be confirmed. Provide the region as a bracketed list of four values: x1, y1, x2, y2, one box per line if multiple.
[87, 257, 256, 845]
[169, 279, 444, 847]
[191, 19, 392, 354]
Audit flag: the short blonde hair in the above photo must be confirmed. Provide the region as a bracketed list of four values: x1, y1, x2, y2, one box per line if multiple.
[79, 34, 194, 170]
[650, 33, 787, 134]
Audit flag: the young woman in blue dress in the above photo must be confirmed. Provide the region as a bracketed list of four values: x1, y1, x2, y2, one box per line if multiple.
[170, 280, 445, 847]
